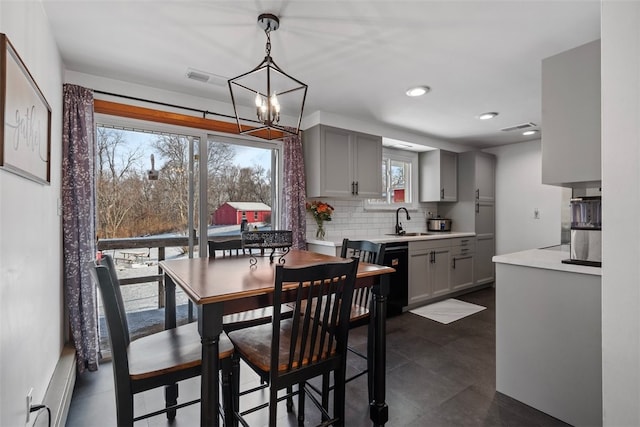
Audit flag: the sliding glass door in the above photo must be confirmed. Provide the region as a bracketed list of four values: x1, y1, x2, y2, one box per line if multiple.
[203, 135, 281, 246]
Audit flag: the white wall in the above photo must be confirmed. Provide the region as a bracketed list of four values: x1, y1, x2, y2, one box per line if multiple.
[601, 2, 640, 424]
[485, 140, 568, 255]
[0, 2, 64, 426]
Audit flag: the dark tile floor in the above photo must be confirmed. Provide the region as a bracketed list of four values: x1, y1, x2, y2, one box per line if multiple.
[66, 287, 569, 426]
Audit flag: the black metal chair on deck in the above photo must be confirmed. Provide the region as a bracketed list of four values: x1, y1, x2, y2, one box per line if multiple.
[227, 259, 359, 427]
[89, 254, 235, 426]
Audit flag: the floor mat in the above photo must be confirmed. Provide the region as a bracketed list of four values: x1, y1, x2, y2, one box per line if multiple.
[410, 298, 486, 324]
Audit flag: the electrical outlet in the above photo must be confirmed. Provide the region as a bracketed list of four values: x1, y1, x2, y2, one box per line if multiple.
[26, 387, 33, 423]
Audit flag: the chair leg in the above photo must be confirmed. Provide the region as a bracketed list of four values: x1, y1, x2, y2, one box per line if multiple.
[287, 386, 294, 412]
[333, 369, 347, 427]
[231, 353, 241, 426]
[297, 382, 305, 426]
[269, 386, 279, 427]
[116, 393, 134, 427]
[221, 357, 234, 427]
[165, 383, 178, 420]
[321, 373, 330, 421]
[367, 315, 375, 403]
[188, 300, 194, 322]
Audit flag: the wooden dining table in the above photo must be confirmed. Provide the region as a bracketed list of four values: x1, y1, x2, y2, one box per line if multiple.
[160, 249, 394, 426]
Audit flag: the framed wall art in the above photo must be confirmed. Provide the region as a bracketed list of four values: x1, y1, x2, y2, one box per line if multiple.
[1, 33, 51, 184]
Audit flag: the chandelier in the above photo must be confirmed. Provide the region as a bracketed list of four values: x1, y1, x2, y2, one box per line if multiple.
[228, 14, 308, 140]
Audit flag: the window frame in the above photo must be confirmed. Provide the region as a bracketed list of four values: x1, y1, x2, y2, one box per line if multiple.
[364, 147, 419, 211]
[94, 113, 283, 255]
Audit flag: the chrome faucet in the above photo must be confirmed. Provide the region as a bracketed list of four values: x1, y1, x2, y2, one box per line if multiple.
[395, 207, 411, 235]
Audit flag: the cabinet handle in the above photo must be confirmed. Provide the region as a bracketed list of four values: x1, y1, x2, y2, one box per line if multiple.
[351, 181, 355, 195]
[355, 181, 359, 195]
[452, 255, 472, 269]
[441, 188, 445, 199]
[430, 251, 435, 264]
[475, 202, 480, 214]
[475, 188, 480, 200]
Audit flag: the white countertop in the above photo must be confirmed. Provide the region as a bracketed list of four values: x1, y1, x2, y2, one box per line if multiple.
[493, 248, 601, 276]
[307, 231, 476, 247]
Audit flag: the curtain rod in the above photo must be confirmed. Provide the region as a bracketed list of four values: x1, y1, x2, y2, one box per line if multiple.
[93, 89, 238, 121]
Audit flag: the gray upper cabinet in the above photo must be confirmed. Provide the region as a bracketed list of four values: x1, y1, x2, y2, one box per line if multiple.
[541, 39, 601, 188]
[475, 152, 495, 203]
[303, 125, 383, 198]
[419, 149, 458, 202]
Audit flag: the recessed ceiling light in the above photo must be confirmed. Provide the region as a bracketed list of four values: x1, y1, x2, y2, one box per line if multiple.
[406, 86, 431, 97]
[478, 112, 499, 120]
[522, 130, 539, 136]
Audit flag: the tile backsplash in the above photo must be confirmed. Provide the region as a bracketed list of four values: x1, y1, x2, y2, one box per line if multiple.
[305, 199, 439, 242]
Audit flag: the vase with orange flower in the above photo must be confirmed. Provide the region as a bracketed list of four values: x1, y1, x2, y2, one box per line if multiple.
[306, 200, 334, 240]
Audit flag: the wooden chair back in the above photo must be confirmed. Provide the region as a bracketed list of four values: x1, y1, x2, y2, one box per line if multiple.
[340, 238, 386, 265]
[208, 238, 245, 258]
[340, 239, 386, 317]
[98, 254, 130, 346]
[89, 256, 134, 401]
[272, 259, 358, 377]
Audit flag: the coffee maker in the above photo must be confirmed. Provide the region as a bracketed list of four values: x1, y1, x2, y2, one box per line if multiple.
[562, 196, 602, 267]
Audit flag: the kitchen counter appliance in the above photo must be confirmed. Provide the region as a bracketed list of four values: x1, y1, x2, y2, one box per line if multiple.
[383, 241, 408, 316]
[562, 196, 601, 267]
[427, 218, 452, 232]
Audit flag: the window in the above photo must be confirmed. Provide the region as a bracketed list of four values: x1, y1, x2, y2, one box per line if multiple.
[366, 148, 419, 209]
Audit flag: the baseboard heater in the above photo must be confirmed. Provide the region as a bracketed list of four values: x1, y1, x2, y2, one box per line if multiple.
[35, 345, 76, 427]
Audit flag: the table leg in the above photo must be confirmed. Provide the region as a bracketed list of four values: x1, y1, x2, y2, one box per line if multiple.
[369, 274, 389, 426]
[198, 303, 224, 427]
[164, 274, 177, 329]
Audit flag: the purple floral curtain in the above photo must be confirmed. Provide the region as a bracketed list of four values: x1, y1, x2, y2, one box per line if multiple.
[62, 84, 98, 372]
[281, 131, 307, 249]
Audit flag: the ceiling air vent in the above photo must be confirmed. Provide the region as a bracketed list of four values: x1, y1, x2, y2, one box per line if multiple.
[185, 68, 227, 86]
[500, 122, 537, 132]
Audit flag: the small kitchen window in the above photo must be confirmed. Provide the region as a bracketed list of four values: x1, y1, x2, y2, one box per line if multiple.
[365, 148, 418, 210]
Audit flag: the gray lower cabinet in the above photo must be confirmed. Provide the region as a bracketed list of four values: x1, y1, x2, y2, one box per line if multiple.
[408, 240, 452, 306]
[408, 246, 431, 305]
[475, 235, 495, 285]
[450, 237, 475, 291]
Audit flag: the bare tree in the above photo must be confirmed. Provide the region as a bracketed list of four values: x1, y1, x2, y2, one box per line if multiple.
[96, 128, 144, 238]
[152, 135, 191, 231]
[95, 128, 273, 236]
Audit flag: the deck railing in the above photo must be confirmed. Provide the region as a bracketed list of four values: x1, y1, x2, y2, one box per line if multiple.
[97, 235, 198, 308]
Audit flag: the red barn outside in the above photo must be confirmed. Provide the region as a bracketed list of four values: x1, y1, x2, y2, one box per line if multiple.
[211, 202, 272, 225]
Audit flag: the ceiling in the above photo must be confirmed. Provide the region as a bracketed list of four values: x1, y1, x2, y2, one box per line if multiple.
[41, 0, 601, 149]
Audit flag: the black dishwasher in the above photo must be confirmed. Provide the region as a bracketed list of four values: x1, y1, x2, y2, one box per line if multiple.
[383, 241, 408, 317]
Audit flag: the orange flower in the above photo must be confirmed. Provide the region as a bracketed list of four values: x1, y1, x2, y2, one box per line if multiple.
[306, 200, 334, 222]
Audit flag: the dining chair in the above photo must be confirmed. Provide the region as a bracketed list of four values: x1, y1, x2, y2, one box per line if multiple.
[339, 239, 385, 401]
[90, 254, 235, 426]
[227, 259, 359, 427]
[299, 239, 385, 410]
[208, 238, 293, 332]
